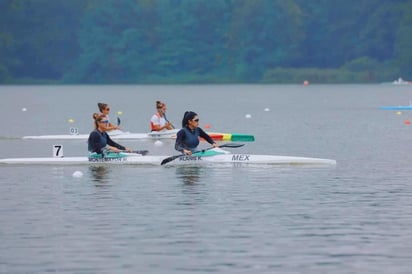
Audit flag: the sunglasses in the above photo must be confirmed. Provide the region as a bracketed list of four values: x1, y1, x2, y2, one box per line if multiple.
[99, 120, 109, 124]
[192, 119, 199, 122]
[105, 108, 110, 111]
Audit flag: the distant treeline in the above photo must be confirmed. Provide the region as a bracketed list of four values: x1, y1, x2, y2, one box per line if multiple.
[1, 0, 411, 84]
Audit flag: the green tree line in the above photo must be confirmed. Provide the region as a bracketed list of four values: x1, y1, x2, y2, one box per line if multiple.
[1, 0, 411, 84]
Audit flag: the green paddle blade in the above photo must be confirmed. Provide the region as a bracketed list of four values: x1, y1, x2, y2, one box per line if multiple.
[230, 134, 255, 142]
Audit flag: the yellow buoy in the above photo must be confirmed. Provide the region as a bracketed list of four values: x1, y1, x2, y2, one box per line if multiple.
[117, 111, 123, 115]
[68, 118, 74, 123]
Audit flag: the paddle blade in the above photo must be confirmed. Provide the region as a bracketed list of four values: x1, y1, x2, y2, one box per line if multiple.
[117, 117, 121, 126]
[219, 143, 244, 148]
[133, 150, 148, 156]
[160, 155, 181, 165]
[210, 134, 254, 142]
[230, 134, 255, 142]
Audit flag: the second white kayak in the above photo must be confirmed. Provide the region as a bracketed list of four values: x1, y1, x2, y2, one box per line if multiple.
[22, 129, 255, 142]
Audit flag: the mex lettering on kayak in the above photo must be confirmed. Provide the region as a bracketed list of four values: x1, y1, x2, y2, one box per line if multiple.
[232, 155, 250, 161]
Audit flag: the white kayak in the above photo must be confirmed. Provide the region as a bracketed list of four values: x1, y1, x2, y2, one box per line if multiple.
[22, 129, 180, 140]
[0, 149, 336, 167]
[22, 129, 255, 142]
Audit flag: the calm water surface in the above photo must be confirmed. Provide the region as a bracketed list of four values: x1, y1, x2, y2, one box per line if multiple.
[1, 84, 412, 273]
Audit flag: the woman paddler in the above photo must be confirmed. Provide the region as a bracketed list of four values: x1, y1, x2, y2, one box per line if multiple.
[150, 100, 174, 131]
[88, 113, 132, 155]
[174, 111, 217, 155]
[97, 102, 120, 131]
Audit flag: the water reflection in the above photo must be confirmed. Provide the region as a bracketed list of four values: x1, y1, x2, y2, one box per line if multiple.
[88, 166, 111, 185]
[175, 166, 202, 184]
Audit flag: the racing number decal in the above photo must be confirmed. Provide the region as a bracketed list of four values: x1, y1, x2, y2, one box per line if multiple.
[53, 145, 64, 158]
[69, 127, 79, 135]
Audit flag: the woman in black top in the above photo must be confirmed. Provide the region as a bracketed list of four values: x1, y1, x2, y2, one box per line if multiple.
[175, 111, 217, 155]
[88, 113, 132, 155]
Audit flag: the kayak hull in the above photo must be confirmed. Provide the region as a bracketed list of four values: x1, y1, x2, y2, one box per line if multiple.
[22, 129, 179, 140]
[0, 154, 336, 166]
[22, 129, 255, 142]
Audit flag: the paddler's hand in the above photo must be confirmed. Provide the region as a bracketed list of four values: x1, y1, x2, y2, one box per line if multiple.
[111, 147, 121, 153]
[109, 123, 120, 130]
[183, 149, 192, 155]
[212, 143, 218, 148]
[165, 122, 173, 130]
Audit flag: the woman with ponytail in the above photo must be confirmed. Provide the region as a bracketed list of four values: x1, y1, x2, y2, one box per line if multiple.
[175, 111, 217, 155]
[150, 100, 174, 131]
[97, 102, 120, 131]
[88, 113, 132, 155]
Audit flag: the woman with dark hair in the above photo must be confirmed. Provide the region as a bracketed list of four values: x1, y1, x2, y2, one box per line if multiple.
[150, 100, 174, 131]
[88, 113, 132, 155]
[175, 111, 217, 155]
[97, 102, 120, 131]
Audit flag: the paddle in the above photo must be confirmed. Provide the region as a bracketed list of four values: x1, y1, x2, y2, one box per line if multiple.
[160, 143, 244, 165]
[163, 112, 175, 129]
[117, 117, 121, 126]
[123, 150, 149, 156]
[132, 150, 148, 155]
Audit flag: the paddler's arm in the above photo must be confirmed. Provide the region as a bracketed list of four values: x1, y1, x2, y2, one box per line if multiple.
[106, 133, 131, 152]
[175, 129, 191, 155]
[106, 122, 120, 131]
[198, 128, 218, 148]
[152, 122, 172, 131]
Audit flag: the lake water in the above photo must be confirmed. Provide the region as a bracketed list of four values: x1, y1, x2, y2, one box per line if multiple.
[1, 84, 412, 273]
